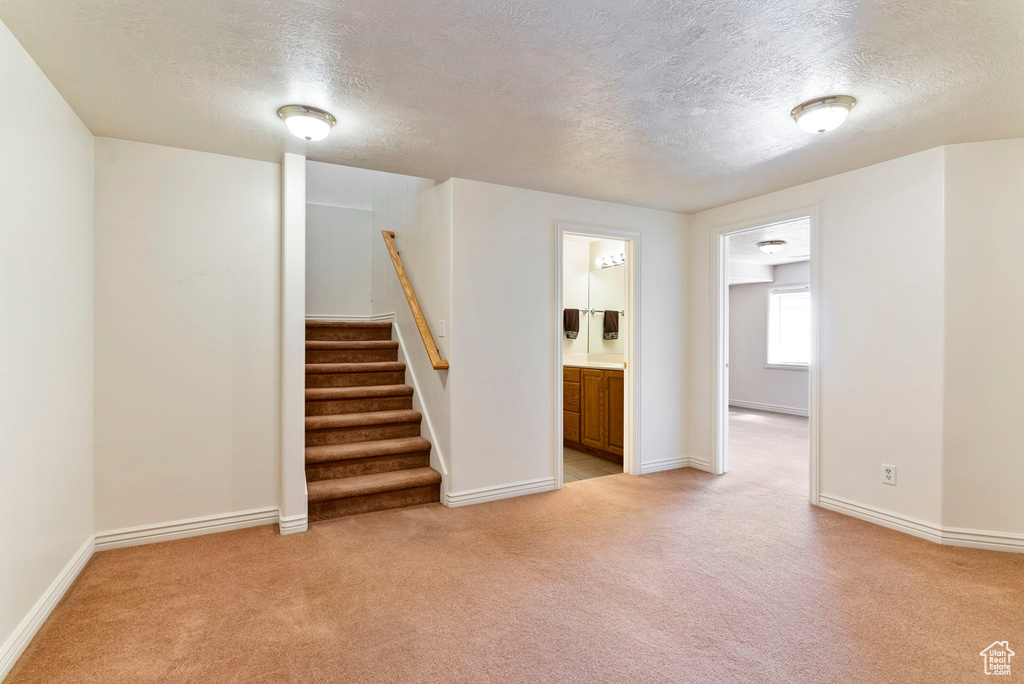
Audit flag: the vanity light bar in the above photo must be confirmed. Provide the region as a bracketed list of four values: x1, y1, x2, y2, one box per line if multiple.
[597, 253, 625, 268]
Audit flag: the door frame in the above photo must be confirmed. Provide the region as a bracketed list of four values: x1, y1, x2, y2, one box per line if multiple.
[555, 221, 641, 487]
[711, 205, 822, 505]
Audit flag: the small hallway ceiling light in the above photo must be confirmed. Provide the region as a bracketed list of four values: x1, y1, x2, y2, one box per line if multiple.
[791, 95, 857, 133]
[277, 105, 337, 141]
[757, 240, 787, 254]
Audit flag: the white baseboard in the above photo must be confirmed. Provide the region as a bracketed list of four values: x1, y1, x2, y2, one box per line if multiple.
[445, 476, 557, 507]
[940, 526, 1024, 553]
[818, 494, 942, 544]
[639, 456, 688, 474]
[818, 494, 1024, 553]
[94, 506, 280, 551]
[729, 400, 808, 417]
[278, 512, 308, 535]
[0, 536, 94, 681]
[639, 456, 712, 474]
[686, 456, 713, 472]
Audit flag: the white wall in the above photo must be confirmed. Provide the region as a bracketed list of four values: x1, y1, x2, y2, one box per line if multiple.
[449, 179, 687, 493]
[942, 140, 1024, 535]
[370, 173, 453, 473]
[588, 239, 626, 358]
[306, 160, 377, 210]
[562, 238, 590, 359]
[689, 149, 946, 524]
[93, 138, 281, 531]
[305, 161, 380, 317]
[729, 261, 774, 284]
[306, 204, 373, 316]
[729, 261, 809, 413]
[0, 21, 94, 675]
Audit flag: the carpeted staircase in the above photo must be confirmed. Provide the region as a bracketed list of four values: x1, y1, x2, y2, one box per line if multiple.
[305, 320, 441, 522]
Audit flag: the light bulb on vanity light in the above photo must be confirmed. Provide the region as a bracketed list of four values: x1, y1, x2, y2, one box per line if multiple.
[597, 253, 625, 268]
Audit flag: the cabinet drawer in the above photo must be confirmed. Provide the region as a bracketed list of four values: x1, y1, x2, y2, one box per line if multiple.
[563, 381, 580, 412]
[563, 410, 580, 442]
[563, 367, 580, 383]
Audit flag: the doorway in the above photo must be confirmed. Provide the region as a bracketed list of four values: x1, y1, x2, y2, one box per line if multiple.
[555, 222, 640, 488]
[712, 208, 820, 503]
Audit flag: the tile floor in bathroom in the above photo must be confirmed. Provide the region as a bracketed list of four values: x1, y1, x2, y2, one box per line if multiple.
[563, 447, 623, 482]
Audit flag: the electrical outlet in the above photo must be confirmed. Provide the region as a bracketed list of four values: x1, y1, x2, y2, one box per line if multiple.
[437, 320, 445, 338]
[882, 464, 897, 486]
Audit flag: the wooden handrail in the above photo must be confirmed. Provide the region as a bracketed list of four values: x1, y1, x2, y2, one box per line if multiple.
[380, 231, 450, 370]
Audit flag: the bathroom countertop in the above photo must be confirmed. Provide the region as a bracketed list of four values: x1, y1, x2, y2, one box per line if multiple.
[563, 361, 625, 370]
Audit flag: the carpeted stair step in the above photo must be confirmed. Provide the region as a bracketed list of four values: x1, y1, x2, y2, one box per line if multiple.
[305, 384, 414, 416]
[305, 409, 422, 447]
[305, 361, 406, 389]
[306, 340, 399, 364]
[305, 436, 432, 481]
[302, 318, 441, 525]
[307, 467, 442, 521]
[306, 320, 393, 342]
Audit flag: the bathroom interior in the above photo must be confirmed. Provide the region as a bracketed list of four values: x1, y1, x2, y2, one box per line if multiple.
[562, 234, 627, 482]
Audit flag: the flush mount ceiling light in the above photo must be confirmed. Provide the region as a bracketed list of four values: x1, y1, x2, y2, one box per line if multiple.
[277, 105, 337, 141]
[790, 95, 856, 133]
[757, 240, 787, 254]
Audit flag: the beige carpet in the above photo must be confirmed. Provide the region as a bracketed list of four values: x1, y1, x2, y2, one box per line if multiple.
[7, 409, 1023, 683]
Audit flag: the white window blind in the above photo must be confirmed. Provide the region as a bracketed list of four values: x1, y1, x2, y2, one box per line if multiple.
[767, 285, 810, 367]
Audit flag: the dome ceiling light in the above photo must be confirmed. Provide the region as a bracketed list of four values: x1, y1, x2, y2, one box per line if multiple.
[757, 240, 787, 254]
[277, 105, 337, 141]
[790, 95, 857, 134]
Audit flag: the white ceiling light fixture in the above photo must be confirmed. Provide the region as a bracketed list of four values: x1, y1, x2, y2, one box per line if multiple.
[790, 95, 857, 134]
[277, 105, 337, 141]
[757, 240, 787, 254]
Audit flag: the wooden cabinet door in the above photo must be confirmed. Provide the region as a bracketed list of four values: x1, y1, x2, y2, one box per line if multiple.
[604, 371, 624, 456]
[580, 369, 605, 450]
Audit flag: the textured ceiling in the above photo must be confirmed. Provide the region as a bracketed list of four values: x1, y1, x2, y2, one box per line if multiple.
[3, 0, 1022, 212]
[729, 218, 809, 266]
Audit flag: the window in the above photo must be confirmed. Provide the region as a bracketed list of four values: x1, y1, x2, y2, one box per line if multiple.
[767, 285, 810, 368]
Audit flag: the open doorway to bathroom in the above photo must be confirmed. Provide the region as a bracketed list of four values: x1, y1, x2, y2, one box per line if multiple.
[556, 223, 639, 486]
[713, 209, 820, 503]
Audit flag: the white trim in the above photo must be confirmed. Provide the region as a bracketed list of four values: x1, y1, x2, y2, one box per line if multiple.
[388, 313, 451, 504]
[555, 221, 641, 487]
[278, 512, 308, 535]
[729, 400, 809, 417]
[818, 495, 1024, 553]
[639, 456, 713, 474]
[687, 456, 713, 472]
[0, 536, 94, 681]
[445, 476, 557, 507]
[712, 205, 821, 505]
[764, 363, 809, 371]
[941, 526, 1024, 553]
[640, 456, 687, 474]
[94, 507, 280, 551]
[280, 152, 308, 535]
[818, 494, 942, 544]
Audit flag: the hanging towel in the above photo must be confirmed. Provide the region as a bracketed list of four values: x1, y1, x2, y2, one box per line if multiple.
[563, 308, 580, 339]
[603, 310, 619, 340]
